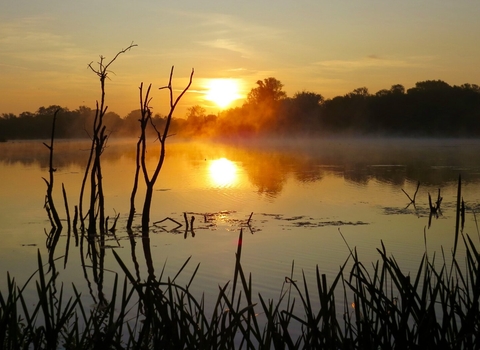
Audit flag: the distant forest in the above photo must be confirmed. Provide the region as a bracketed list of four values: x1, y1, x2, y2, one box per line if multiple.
[2, 79, 480, 140]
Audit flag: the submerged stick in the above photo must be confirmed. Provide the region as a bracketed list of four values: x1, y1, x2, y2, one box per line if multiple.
[247, 212, 253, 225]
[413, 181, 420, 202]
[108, 212, 121, 232]
[428, 193, 434, 212]
[153, 217, 183, 231]
[472, 208, 480, 242]
[62, 184, 71, 232]
[402, 181, 420, 204]
[184, 212, 189, 231]
[428, 188, 443, 217]
[402, 188, 413, 202]
[62, 183, 71, 268]
[73, 206, 79, 244]
[453, 175, 461, 257]
[436, 188, 443, 210]
[184, 215, 195, 239]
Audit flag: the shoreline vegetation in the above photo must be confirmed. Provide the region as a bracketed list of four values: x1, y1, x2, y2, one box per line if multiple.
[2, 79, 480, 141]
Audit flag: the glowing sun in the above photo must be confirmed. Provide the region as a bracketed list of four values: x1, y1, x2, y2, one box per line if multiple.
[205, 79, 241, 109]
[209, 158, 237, 187]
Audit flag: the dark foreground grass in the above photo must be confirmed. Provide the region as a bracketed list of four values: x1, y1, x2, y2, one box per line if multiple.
[1, 226, 479, 349]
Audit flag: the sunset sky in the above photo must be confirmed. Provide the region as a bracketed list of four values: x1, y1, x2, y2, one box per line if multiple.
[1, 1, 480, 118]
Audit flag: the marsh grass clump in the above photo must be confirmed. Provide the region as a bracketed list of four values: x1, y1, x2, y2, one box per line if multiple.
[1, 222, 480, 348]
[0, 252, 137, 349]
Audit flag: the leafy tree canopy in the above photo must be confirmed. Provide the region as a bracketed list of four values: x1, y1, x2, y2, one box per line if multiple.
[246, 77, 287, 106]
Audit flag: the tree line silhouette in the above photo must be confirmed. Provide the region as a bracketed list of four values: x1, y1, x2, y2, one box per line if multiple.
[2, 79, 480, 140]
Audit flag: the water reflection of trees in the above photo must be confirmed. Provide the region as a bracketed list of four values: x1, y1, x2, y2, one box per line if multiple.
[245, 153, 287, 197]
[81, 231, 108, 307]
[5, 139, 480, 196]
[0, 139, 136, 169]
[291, 161, 325, 183]
[187, 140, 480, 195]
[234, 139, 480, 190]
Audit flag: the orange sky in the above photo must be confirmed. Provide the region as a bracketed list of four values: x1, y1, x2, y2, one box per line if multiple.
[1, 1, 480, 118]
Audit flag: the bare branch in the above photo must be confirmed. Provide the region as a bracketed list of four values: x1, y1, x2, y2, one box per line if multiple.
[87, 42, 138, 79]
[131, 66, 194, 235]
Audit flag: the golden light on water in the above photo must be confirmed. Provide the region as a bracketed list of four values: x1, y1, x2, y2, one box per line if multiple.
[209, 158, 237, 187]
[205, 79, 242, 109]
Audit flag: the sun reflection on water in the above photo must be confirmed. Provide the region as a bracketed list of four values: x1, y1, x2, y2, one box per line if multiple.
[209, 158, 237, 187]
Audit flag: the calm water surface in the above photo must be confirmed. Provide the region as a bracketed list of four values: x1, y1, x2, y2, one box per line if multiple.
[1, 137, 480, 313]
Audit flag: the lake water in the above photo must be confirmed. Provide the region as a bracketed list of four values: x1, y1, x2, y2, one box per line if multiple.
[1, 137, 480, 316]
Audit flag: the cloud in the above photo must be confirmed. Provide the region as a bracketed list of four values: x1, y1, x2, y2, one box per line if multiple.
[177, 11, 284, 59]
[197, 38, 252, 58]
[0, 16, 88, 70]
[313, 55, 437, 72]
[195, 12, 284, 40]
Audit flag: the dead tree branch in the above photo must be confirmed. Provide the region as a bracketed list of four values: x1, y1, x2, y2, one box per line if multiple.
[126, 82, 152, 229]
[42, 109, 62, 230]
[79, 43, 136, 235]
[128, 66, 194, 236]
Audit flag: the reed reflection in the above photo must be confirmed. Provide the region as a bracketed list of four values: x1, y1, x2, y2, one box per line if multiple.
[79, 231, 106, 307]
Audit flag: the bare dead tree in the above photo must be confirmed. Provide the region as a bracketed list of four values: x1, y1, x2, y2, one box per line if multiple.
[78, 43, 137, 235]
[126, 82, 152, 229]
[127, 67, 194, 236]
[42, 109, 63, 230]
[42, 109, 67, 272]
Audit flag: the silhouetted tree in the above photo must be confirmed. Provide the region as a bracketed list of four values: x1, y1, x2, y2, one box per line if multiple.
[186, 105, 206, 121]
[0, 113, 17, 140]
[278, 91, 324, 134]
[120, 109, 142, 137]
[127, 67, 194, 235]
[390, 84, 406, 94]
[246, 77, 287, 106]
[79, 43, 137, 235]
[243, 77, 287, 134]
[321, 87, 372, 133]
[42, 109, 62, 230]
[370, 85, 409, 133]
